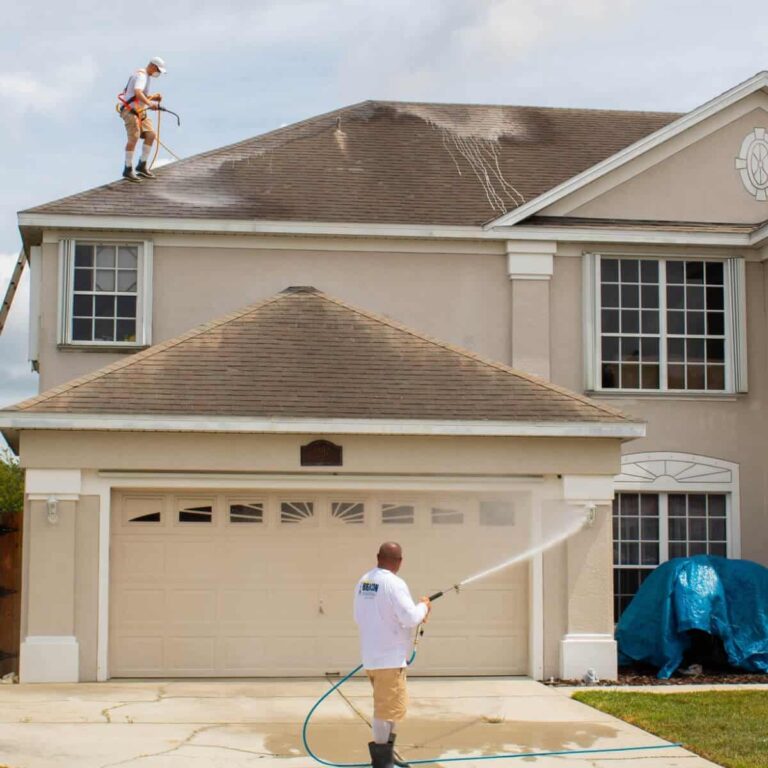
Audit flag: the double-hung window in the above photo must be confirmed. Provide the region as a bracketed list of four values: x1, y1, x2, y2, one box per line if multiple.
[585, 255, 747, 393]
[59, 239, 152, 347]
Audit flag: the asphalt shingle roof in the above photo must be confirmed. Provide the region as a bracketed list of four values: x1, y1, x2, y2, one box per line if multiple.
[6, 287, 636, 424]
[23, 101, 680, 227]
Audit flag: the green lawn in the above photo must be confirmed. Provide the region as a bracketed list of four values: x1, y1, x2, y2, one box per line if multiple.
[573, 690, 768, 768]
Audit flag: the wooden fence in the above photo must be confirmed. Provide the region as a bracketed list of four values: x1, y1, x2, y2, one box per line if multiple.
[0, 510, 22, 677]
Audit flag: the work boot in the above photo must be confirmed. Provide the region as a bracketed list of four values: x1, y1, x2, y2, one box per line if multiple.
[122, 166, 141, 183]
[136, 160, 156, 179]
[388, 734, 410, 767]
[368, 741, 395, 768]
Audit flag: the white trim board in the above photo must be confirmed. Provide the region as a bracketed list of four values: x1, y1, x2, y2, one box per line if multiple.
[0, 412, 645, 438]
[488, 71, 768, 227]
[19, 213, 762, 248]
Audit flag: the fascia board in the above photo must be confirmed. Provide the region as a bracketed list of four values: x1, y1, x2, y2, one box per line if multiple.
[18, 213, 510, 241]
[18, 213, 753, 248]
[486, 72, 768, 228]
[0, 412, 646, 439]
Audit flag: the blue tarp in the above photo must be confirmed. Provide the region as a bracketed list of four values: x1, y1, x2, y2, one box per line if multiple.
[616, 556, 768, 678]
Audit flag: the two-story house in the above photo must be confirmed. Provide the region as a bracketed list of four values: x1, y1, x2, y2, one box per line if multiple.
[2, 72, 766, 685]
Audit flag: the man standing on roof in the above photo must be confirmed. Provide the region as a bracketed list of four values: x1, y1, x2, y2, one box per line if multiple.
[118, 57, 167, 182]
[354, 542, 431, 768]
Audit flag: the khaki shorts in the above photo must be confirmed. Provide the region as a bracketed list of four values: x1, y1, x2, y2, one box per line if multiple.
[121, 108, 154, 143]
[366, 667, 408, 721]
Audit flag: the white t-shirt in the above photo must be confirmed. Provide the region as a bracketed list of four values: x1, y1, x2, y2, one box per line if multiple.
[353, 567, 428, 670]
[122, 69, 149, 105]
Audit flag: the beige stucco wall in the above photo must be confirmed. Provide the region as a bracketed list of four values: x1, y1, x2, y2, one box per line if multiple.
[19, 431, 623, 477]
[543, 93, 768, 223]
[551, 246, 768, 565]
[36, 235, 510, 392]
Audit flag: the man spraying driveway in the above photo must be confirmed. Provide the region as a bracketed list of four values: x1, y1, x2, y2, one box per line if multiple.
[353, 542, 431, 768]
[118, 57, 167, 182]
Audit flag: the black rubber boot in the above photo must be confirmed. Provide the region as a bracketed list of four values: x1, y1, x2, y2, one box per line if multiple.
[122, 165, 141, 183]
[368, 741, 395, 768]
[388, 734, 410, 767]
[136, 160, 156, 179]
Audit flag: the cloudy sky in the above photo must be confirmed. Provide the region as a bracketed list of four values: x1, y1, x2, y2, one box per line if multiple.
[1, 0, 767, 414]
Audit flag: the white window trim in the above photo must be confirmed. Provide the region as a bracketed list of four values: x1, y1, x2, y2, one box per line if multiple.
[57, 238, 153, 347]
[584, 253, 747, 394]
[614, 451, 740, 559]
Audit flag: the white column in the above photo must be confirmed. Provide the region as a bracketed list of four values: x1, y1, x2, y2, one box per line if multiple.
[507, 241, 556, 380]
[558, 475, 617, 681]
[19, 470, 82, 683]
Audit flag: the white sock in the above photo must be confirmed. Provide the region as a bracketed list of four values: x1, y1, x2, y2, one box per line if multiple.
[372, 718, 392, 744]
[124, 151, 133, 168]
[141, 144, 152, 162]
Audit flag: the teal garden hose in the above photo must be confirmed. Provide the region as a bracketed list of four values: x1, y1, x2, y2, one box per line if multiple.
[302, 590, 682, 766]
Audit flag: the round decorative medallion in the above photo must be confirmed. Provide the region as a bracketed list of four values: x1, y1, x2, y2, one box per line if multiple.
[735, 128, 768, 200]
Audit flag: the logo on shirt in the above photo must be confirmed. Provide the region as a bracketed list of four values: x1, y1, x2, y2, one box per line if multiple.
[358, 581, 379, 599]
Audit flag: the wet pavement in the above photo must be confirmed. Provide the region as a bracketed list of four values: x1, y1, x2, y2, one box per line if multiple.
[0, 677, 719, 767]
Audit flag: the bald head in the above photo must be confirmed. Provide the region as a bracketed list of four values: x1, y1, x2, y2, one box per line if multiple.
[377, 541, 403, 573]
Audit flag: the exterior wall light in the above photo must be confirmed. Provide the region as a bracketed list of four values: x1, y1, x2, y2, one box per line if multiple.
[46, 496, 59, 525]
[584, 503, 597, 526]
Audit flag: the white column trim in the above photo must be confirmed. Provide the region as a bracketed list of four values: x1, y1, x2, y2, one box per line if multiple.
[81, 471, 112, 681]
[20, 635, 79, 683]
[25, 469, 82, 496]
[506, 240, 556, 280]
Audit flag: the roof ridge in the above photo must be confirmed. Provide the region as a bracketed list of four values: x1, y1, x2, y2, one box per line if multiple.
[375, 99, 683, 116]
[10, 292, 290, 412]
[314, 292, 635, 422]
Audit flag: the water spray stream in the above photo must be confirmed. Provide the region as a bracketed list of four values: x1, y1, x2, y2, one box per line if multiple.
[428, 504, 593, 601]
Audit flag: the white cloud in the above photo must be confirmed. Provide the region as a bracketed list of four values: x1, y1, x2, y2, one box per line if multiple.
[0, 57, 97, 115]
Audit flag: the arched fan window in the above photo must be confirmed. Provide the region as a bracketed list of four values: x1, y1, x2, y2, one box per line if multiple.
[331, 502, 365, 524]
[280, 501, 315, 524]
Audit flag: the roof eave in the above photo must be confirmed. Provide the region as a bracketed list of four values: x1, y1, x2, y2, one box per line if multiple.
[0, 412, 646, 439]
[16, 212, 758, 248]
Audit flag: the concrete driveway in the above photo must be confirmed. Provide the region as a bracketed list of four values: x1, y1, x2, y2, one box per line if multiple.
[0, 678, 718, 768]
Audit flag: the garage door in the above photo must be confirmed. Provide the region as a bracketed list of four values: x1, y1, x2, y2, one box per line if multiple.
[110, 490, 529, 677]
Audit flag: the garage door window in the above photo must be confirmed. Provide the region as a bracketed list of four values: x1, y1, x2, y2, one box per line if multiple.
[229, 502, 264, 524]
[479, 501, 515, 526]
[431, 507, 463, 525]
[381, 503, 414, 524]
[124, 497, 163, 524]
[281, 501, 315, 524]
[331, 501, 365, 524]
[178, 504, 213, 523]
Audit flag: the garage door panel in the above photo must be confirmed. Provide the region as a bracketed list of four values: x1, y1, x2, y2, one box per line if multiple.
[114, 588, 166, 623]
[166, 589, 217, 622]
[317, 635, 361, 671]
[220, 636, 267, 670]
[218, 543, 272, 582]
[219, 589, 270, 620]
[264, 636, 318, 668]
[111, 491, 530, 677]
[116, 540, 166, 578]
[114, 636, 164, 673]
[167, 636, 215, 670]
[165, 541, 218, 579]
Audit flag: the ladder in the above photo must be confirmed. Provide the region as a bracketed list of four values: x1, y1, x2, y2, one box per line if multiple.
[0, 251, 25, 337]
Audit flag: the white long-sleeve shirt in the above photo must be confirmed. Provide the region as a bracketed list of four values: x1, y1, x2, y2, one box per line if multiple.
[353, 567, 428, 669]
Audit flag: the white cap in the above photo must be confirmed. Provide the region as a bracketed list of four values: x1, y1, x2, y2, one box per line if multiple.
[149, 56, 167, 74]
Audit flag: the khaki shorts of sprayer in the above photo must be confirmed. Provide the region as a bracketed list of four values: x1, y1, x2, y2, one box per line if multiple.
[121, 108, 154, 143]
[366, 667, 408, 722]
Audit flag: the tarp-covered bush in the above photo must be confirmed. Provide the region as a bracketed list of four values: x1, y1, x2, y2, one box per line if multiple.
[616, 555, 768, 678]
